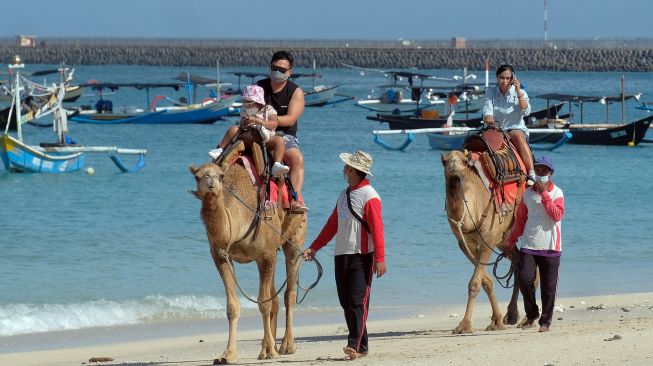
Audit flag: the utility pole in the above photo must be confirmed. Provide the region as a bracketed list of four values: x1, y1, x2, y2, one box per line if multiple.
[544, 0, 548, 46]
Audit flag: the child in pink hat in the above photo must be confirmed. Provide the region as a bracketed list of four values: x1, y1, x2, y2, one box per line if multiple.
[209, 85, 289, 177]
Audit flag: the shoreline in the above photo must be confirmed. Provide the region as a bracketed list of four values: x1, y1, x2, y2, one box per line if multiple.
[2, 292, 651, 365]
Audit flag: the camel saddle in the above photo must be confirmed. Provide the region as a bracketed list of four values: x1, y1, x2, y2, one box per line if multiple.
[463, 127, 524, 184]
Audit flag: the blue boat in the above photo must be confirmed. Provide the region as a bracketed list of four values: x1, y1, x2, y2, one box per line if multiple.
[1, 133, 85, 173]
[69, 95, 238, 125]
[1, 57, 147, 174]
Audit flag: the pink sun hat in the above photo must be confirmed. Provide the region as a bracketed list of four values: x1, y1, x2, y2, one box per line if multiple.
[241, 85, 266, 105]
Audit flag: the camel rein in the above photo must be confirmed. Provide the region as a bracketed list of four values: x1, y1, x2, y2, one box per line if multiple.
[220, 184, 323, 305]
[447, 175, 517, 289]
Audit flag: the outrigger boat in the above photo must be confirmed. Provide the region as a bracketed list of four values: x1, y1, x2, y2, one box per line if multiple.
[371, 127, 571, 152]
[230, 67, 352, 107]
[368, 102, 566, 130]
[535, 90, 651, 146]
[0, 56, 146, 173]
[69, 73, 238, 125]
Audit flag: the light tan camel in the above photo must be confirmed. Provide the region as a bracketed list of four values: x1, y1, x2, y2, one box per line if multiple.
[189, 141, 307, 364]
[441, 149, 521, 334]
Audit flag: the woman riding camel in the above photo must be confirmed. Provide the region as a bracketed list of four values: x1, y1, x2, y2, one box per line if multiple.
[482, 64, 535, 183]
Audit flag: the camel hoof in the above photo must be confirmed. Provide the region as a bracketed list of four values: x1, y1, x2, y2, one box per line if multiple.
[452, 326, 473, 334]
[258, 350, 278, 360]
[279, 338, 296, 355]
[485, 322, 507, 331]
[213, 356, 235, 365]
[213, 351, 237, 364]
[503, 308, 520, 325]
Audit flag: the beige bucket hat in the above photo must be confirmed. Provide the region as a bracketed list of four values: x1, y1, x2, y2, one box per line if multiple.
[339, 150, 374, 177]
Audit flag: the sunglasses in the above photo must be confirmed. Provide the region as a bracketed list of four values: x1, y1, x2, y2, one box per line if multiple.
[270, 64, 290, 74]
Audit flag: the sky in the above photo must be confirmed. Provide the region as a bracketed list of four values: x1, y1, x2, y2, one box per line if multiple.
[3, 0, 652, 40]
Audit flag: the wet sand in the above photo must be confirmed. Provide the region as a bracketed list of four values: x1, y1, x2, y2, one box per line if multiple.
[1, 292, 651, 366]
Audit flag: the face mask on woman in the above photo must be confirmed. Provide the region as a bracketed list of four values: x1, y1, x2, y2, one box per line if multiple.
[536, 175, 550, 184]
[270, 69, 289, 83]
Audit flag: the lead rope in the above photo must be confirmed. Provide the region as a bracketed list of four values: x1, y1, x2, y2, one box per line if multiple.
[448, 175, 517, 288]
[222, 184, 323, 304]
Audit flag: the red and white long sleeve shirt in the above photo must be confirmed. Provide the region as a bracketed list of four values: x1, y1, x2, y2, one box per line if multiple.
[310, 180, 385, 263]
[507, 183, 565, 256]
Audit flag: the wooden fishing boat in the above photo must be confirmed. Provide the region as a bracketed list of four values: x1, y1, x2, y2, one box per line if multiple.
[1, 57, 146, 173]
[535, 92, 650, 146]
[369, 102, 565, 130]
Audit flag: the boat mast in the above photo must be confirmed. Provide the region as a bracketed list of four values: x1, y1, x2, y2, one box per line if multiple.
[10, 55, 24, 142]
[621, 75, 625, 125]
[216, 60, 221, 99]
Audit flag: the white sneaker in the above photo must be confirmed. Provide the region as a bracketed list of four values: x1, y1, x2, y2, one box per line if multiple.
[208, 147, 223, 160]
[271, 161, 290, 177]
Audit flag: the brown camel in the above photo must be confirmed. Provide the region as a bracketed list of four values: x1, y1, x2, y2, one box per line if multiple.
[189, 141, 307, 364]
[441, 149, 521, 334]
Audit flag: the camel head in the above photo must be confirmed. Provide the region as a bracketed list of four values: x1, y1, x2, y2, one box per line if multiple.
[441, 149, 470, 178]
[189, 163, 226, 199]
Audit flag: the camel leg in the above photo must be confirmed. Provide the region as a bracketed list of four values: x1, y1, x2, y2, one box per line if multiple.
[453, 246, 493, 334]
[211, 250, 240, 365]
[269, 278, 279, 351]
[257, 257, 279, 360]
[503, 267, 520, 325]
[481, 272, 507, 331]
[279, 241, 301, 355]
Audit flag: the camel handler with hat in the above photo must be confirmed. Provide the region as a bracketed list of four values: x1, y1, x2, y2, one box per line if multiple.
[504, 155, 565, 333]
[303, 150, 386, 360]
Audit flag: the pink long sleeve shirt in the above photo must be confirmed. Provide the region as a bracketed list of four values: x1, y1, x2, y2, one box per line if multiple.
[507, 183, 565, 256]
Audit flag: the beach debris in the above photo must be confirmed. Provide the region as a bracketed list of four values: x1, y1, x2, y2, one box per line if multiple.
[449, 313, 459, 318]
[199, 339, 204, 342]
[88, 357, 114, 363]
[557, 317, 563, 321]
[417, 314, 425, 318]
[620, 307, 630, 312]
[555, 305, 564, 313]
[544, 363, 556, 366]
[604, 334, 622, 341]
[569, 305, 575, 308]
[587, 304, 606, 311]
[580, 301, 586, 305]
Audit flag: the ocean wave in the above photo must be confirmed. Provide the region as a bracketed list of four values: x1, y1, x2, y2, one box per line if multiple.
[0, 294, 257, 337]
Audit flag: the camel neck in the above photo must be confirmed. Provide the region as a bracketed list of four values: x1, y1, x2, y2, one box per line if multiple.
[201, 193, 232, 245]
[445, 176, 465, 219]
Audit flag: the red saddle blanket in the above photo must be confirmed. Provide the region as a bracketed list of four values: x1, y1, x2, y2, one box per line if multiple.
[468, 149, 525, 208]
[234, 155, 293, 208]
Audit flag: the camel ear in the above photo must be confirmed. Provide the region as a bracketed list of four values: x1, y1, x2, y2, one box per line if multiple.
[463, 149, 469, 156]
[440, 153, 447, 165]
[189, 165, 199, 175]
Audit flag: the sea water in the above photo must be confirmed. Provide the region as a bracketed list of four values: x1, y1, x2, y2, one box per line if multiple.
[1, 65, 652, 339]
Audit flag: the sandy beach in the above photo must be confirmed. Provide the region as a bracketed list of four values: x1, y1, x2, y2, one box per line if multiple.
[1, 292, 651, 366]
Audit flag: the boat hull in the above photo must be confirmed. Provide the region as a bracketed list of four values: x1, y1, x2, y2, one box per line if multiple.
[566, 117, 652, 145]
[426, 129, 572, 151]
[1, 134, 85, 173]
[70, 96, 238, 125]
[305, 85, 339, 106]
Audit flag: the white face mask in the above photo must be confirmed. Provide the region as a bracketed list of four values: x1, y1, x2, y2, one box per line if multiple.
[240, 104, 261, 117]
[536, 175, 550, 184]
